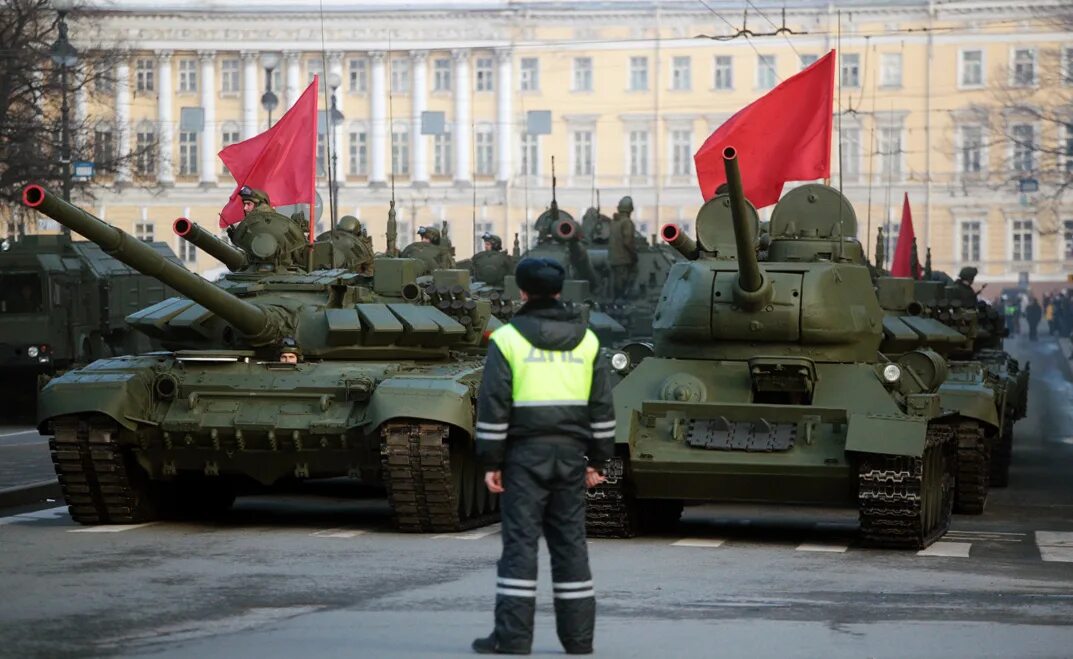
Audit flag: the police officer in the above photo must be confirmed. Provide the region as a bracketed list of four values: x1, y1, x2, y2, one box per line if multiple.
[472, 257, 615, 656]
[471, 233, 514, 288]
[607, 196, 637, 299]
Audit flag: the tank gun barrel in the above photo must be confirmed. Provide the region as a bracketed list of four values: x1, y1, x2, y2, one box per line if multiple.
[173, 217, 248, 271]
[660, 223, 698, 260]
[722, 147, 772, 310]
[22, 185, 271, 342]
[554, 219, 600, 286]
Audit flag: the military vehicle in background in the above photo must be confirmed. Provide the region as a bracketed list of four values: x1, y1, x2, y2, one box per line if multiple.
[590, 147, 957, 549]
[0, 231, 180, 420]
[23, 184, 497, 533]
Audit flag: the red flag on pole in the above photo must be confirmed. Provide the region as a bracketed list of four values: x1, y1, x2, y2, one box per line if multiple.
[218, 77, 319, 240]
[890, 192, 918, 279]
[693, 51, 835, 208]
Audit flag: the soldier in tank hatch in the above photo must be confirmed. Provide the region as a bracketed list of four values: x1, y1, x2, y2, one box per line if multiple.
[402, 225, 455, 272]
[470, 233, 514, 288]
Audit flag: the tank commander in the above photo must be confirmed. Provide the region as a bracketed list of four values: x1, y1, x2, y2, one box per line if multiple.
[401, 225, 455, 272]
[316, 215, 374, 275]
[279, 337, 300, 364]
[239, 186, 273, 217]
[470, 233, 514, 288]
[956, 267, 978, 294]
[473, 257, 614, 655]
[608, 196, 638, 299]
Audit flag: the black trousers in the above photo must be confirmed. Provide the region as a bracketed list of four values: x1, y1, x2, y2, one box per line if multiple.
[493, 438, 595, 653]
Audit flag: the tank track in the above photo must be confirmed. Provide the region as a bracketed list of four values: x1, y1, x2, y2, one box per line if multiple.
[50, 416, 158, 525]
[858, 423, 956, 549]
[380, 421, 498, 533]
[989, 416, 1014, 488]
[584, 457, 638, 538]
[953, 421, 989, 515]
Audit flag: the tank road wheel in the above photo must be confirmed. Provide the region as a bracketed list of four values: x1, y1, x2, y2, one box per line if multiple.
[50, 416, 163, 525]
[857, 423, 956, 549]
[380, 421, 499, 533]
[584, 457, 640, 538]
[953, 421, 990, 515]
[989, 416, 1014, 488]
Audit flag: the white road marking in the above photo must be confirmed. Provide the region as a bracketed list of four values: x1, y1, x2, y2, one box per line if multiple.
[672, 538, 726, 548]
[0, 429, 38, 438]
[310, 528, 367, 538]
[434, 524, 501, 540]
[0, 506, 69, 526]
[795, 542, 849, 553]
[917, 541, 972, 558]
[68, 523, 159, 533]
[1036, 531, 1073, 563]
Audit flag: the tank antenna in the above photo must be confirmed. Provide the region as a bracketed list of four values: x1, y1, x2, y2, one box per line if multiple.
[835, 13, 845, 261]
[471, 116, 477, 256]
[550, 155, 559, 224]
[318, 0, 336, 246]
[388, 33, 397, 244]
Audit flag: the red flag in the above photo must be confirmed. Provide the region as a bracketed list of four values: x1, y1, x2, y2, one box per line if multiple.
[694, 51, 835, 208]
[890, 193, 918, 279]
[218, 77, 319, 237]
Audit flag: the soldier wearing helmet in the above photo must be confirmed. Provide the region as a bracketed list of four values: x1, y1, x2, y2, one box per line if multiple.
[470, 232, 514, 288]
[402, 225, 455, 273]
[239, 186, 273, 217]
[314, 215, 374, 274]
[607, 196, 638, 299]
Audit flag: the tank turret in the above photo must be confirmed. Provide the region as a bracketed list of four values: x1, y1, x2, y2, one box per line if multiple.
[173, 217, 248, 271]
[552, 218, 600, 289]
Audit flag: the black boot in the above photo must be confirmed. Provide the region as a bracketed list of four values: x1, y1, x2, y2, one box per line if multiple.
[472, 634, 531, 655]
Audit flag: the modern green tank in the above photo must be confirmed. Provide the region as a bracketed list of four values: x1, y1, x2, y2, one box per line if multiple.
[22, 184, 497, 533]
[591, 148, 957, 549]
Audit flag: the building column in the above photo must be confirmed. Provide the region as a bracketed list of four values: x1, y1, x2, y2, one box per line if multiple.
[284, 51, 300, 110]
[241, 50, 259, 139]
[114, 55, 132, 185]
[495, 48, 512, 185]
[369, 50, 387, 187]
[198, 50, 216, 186]
[327, 51, 346, 181]
[155, 50, 173, 185]
[411, 50, 429, 187]
[452, 49, 471, 186]
[74, 64, 88, 153]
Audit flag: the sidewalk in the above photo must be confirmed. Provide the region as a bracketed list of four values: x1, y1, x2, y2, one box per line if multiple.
[0, 428, 58, 508]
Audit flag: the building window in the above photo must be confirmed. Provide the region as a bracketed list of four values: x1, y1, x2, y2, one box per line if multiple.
[629, 57, 649, 91]
[713, 55, 733, 90]
[433, 130, 452, 176]
[960, 50, 983, 87]
[220, 124, 240, 174]
[841, 53, 860, 88]
[220, 58, 239, 93]
[133, 128, 156, 177]
[475, 57, 494, 91]
[1011, 219, 1033, 262]
[178, 239, 197, 264]
[1063, 123, 1073, 175]
[572, 130, 593, 176]
[959, 125, 984, 174]
[878, 126, 902, 179]
[629, 130, 649, 177]
[883, 222, 901, 259]
[135, 59, 154, 92]
[521, 134, 539, 175]
[348, 59, 367, 92]
[93, 123, 113, 170]
[316, 133, 327, 175]
[391, 59, 410, 94]
[269, 68, 282, 94]
[135, 222, 155, 242]
[880, 53, 902, 88]
[520, 57, 540, 92]
[308, 58, 323, 85]
[433, 58, 451, 91]
[671, 56, 691, 91]
[392, 125, 410, 175]
[1011, 123, 1035, 173]
[476, 128, 494, 176]
[93, 62, 113, 93]
[1064, 220, 1073, 260]
[670, 130, 692, 177]
[348, 129, 367, 176]
[799, 54, 818, 70]
[573, 57, 593, 92]
[840, 127, 860, 182]
[1012, 49, 1035, 86]
[178, 59, 197, 92]
[960, 221, 981, 262]
[179, 131, 197, 175]
[757, 55, 776, 90]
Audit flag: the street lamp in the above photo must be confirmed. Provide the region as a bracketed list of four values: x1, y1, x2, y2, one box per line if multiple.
[261, 52, 280, 128]
[327, 72, 344, 230]
[50, 0, 78, 214]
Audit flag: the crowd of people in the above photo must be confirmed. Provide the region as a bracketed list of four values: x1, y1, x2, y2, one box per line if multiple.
[997, 288, 1073, 341]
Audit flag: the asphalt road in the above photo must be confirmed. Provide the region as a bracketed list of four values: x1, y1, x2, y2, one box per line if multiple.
[0, 337, 1071, 658]
[0, 426, 51, 491]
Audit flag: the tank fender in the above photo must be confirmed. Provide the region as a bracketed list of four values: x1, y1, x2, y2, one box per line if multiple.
[37, 360, 155, 433]
[366, 376, 475, 439]
[844, 412, 929, 457]
[938, 387, 1000, 429]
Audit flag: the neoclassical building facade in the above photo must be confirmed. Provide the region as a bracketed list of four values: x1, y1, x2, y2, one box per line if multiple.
[23, 0, 1073, 284]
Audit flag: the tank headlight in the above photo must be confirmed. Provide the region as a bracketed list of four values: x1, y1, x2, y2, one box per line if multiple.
[882, 364, 902, 383]
[610, 351, 631, 373]
[27, 346, 39, 358]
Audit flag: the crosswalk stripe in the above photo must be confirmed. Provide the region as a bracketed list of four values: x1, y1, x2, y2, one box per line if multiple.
[1035, 531, 1073, 562]
[917, 541, 972, 558]
[672, 538, 725, 548]
[310, 528, 367, 538]
[795, 542, 849, 553]
[433, 525, 502, 540]
[68, 523, 159, 533]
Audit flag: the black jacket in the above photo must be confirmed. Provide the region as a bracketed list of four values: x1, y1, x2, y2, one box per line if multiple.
[476, 298, 615, 471]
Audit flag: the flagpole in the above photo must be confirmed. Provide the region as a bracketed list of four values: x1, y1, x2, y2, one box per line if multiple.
[310, 74, 318, 248]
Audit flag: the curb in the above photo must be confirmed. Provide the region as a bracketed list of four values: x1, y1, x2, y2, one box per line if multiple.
[0, 480, 62, 511]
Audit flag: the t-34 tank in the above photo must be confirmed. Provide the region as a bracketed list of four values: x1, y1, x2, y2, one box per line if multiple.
[591, 148, 957, 548]
[22, 184, 497, 533]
